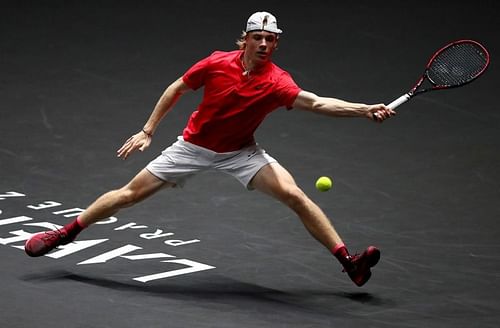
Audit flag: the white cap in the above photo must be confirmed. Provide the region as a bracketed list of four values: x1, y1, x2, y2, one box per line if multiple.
[246, 11, 282, 34]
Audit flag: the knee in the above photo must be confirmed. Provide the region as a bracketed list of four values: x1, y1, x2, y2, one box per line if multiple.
[280, 186, 309, 211]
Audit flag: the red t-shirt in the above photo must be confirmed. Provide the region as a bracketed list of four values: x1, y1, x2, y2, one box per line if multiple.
[181, 50, 302, 152]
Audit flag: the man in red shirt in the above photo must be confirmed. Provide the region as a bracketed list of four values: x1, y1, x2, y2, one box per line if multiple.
[25, 11, 395, 287]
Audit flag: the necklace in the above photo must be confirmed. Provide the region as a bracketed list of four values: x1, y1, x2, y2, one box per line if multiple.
[240, 57, 251, 77]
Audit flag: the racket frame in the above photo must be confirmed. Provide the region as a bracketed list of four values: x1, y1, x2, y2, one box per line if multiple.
[386, 39, 490, 110]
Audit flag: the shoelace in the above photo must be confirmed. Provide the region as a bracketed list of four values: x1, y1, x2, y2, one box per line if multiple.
[41, 229, 65, 242]
[341, 253, 359, 273]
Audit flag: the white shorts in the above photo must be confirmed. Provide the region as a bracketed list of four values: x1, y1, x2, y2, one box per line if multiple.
[146, 136, 277, 189]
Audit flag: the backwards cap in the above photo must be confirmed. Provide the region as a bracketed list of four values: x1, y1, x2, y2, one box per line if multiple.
[246, 11, 282, 34]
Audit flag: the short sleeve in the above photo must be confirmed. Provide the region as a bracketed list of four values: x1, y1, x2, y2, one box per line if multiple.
[182, 53, 214, 90]
[275, 71, 302, 109]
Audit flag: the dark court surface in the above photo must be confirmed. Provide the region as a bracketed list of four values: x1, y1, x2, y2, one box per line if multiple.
[1, 1, 499, 327]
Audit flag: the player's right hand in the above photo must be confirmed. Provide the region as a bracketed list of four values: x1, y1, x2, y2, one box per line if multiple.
[368, 104, 396, 122]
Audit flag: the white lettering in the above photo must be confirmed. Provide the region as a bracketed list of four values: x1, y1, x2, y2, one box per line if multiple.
[0, 192, 213, 281]
[0, 191, 26, 200]
[27, 201, 62, 210]
[133, 259, 215, 282]
[122, 253, 175, 260]
[114, 222, 148, 231]
[164, 239, 200, 247]
[0, 216, 33, 226]
[139, 229, 174, 239]
[95, 216, 118, 225]
[52, 208, 85, 218]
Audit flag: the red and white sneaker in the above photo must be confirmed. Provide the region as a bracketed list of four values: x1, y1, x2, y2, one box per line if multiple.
[24, 228, 75, 257]
[344, 246, 380, 287]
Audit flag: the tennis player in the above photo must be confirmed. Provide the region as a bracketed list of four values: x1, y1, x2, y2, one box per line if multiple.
[25, 11, 395, 286]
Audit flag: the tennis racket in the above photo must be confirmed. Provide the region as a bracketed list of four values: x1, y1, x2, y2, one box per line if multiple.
[385, 39, 490, 111]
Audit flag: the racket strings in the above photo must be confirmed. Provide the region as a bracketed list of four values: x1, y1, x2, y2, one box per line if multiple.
[427, 43, 488, 87]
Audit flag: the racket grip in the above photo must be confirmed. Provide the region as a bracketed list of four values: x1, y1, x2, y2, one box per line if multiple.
[387, 94, 411, 110]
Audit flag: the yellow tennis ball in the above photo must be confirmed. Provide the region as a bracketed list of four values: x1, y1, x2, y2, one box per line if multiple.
[315, 176, 332, 192]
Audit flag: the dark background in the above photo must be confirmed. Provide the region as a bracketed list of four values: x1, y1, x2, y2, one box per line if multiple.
[1, 1, 499, 327]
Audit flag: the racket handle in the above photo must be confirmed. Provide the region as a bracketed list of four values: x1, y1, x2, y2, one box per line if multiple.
[387, 93, 411, 110]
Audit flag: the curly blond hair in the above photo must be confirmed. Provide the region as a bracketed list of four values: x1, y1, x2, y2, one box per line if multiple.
[235, 31, 247, 49]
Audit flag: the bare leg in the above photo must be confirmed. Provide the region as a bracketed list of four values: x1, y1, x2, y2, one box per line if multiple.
[24, 168, 174, 257]
[79, 168, 174, 226]
[249, 163, 342, 250]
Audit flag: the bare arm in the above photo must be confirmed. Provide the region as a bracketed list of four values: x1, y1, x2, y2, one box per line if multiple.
[117, 77, 191, 159]
[292, 90, 395, 121]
